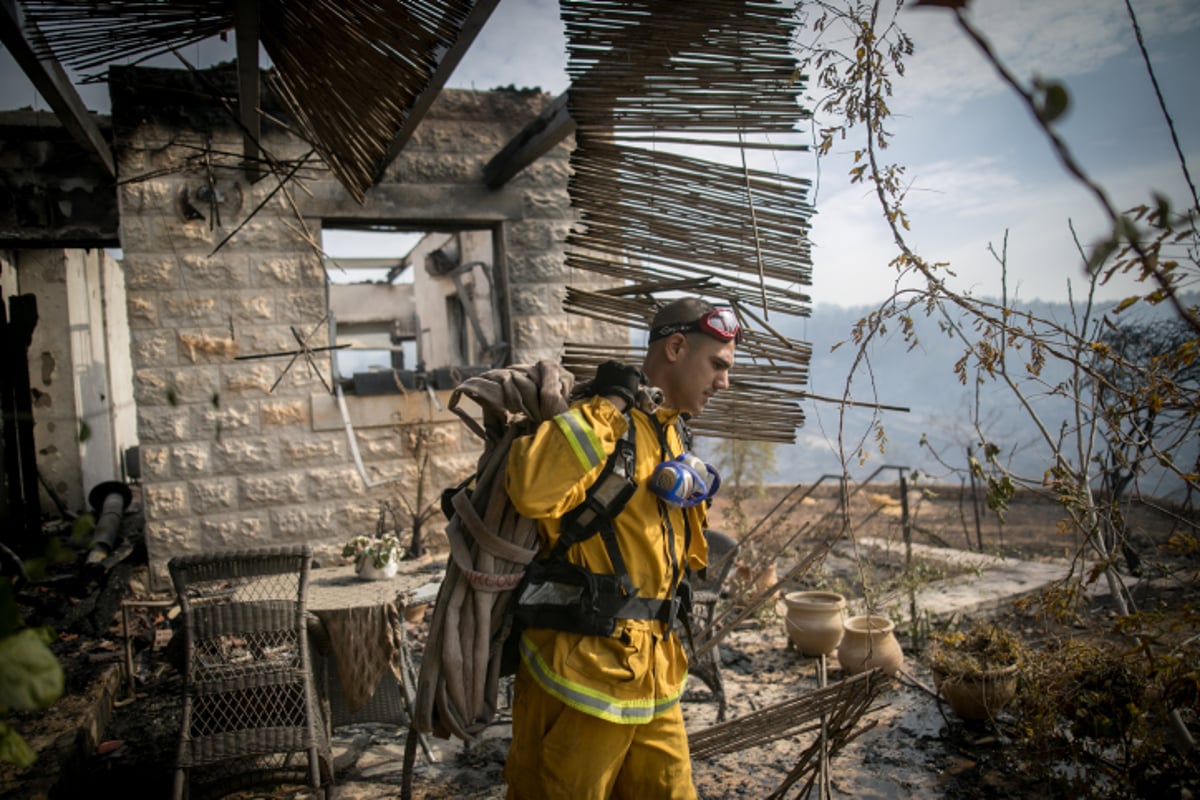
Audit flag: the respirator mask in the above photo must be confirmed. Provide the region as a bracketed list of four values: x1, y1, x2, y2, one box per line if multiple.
[649, 453, 721, 508]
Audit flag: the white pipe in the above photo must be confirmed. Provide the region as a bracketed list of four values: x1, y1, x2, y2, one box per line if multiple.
[336, 383, 386, 489]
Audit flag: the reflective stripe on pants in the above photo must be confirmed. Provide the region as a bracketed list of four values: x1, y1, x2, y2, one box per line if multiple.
[503, 663, 697, 800]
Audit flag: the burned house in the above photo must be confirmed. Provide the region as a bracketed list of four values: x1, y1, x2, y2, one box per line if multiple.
[2, 0, 814, 590]
[3, 66, 622, 586]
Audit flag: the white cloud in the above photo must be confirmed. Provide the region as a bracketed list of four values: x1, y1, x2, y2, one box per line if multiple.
[902, 156, 1023, 217]
[801, 0, 1200, 310]
[807, 130, 1198, 308]
[896, 0, 1200, 114]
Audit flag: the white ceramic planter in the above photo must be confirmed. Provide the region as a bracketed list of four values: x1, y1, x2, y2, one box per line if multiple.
[355, 556, 399, 581]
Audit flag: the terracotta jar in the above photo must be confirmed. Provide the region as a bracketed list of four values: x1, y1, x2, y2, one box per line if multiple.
[836, 615, 904, 676]
[783, 591, 846, 657]
[734, 561, 779, 596]
[403, 602, 430, 624]
[933, 664, 1019, 720]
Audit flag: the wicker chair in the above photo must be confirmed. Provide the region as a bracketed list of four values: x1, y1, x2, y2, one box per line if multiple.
[683, 529, 740, 722]
[168, 545, 333, 800]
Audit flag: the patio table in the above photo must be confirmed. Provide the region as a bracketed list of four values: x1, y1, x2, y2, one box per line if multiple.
[307, 559, 442, 729]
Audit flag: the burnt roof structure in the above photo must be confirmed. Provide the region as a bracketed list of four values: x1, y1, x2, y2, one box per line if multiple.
[3, 0, 817, 442]
[16, 0, 498, 200]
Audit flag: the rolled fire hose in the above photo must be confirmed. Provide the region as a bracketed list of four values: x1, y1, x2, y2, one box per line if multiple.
[413, 360, 572, 740]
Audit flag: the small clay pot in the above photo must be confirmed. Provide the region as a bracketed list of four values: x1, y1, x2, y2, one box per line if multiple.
[734, 562, 779, 595]
[933, 664, 1019, 720]
[403, 602, 429, 624]
[783, 591, 846, 657]
[836, 614, 904, 676]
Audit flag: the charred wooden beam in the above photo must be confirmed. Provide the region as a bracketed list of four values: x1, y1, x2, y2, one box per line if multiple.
[235, 0, 262, 183]
[483, 91, 574, 189]
[373, 0, 502, 184]
[0, 0, 115, 178]
[1, 295, 43, 556]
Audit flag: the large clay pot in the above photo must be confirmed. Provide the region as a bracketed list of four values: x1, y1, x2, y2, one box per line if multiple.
[783, 591, 846, 657]
[933, 664, 1019, 720]
[836, 615, 904, 676]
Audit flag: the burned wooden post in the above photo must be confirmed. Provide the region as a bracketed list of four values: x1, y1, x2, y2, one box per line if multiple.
[2, 293, 42, 556]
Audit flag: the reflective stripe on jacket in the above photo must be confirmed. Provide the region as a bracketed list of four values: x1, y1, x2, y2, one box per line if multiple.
[506, 395, 709, 723]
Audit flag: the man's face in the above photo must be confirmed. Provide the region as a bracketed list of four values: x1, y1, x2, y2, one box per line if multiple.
[668, 334, 735, 416]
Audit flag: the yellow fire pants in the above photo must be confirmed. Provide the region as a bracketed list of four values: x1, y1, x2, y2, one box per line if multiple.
[503, 664, 697, 800]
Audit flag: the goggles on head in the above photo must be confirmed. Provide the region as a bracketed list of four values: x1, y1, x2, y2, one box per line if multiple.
[650, 306, 742, 344]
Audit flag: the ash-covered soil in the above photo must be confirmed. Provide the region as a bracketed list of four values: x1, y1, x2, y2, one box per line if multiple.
[7, 484, 1198, 799]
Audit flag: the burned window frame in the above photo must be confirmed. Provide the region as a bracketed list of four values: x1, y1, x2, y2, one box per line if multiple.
[322, 220, 512, 399]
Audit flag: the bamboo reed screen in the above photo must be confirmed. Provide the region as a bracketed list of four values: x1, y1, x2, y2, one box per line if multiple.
[560, 0, 815, 442]
[22, 0, 478, 202]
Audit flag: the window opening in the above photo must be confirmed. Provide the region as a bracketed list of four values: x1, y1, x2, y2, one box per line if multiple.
[322, 225, 505, 396]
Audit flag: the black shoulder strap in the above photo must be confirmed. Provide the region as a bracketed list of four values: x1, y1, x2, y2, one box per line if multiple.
[676, 415, 695, 452]
[553, 412, 637, 557]
[669, 416, 697, 563]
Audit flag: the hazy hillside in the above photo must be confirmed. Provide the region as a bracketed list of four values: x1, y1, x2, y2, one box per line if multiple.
[706, 294, 1199, 500]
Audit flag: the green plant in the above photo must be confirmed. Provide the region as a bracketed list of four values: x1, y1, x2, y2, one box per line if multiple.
[1009, 637, 1191, 795]
[341, 533, 403, 569]
[0, 577, 64, 767]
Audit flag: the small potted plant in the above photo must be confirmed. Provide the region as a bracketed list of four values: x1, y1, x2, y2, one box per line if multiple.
[928, 622, 1024, 720]
[342, 533, 403, 581]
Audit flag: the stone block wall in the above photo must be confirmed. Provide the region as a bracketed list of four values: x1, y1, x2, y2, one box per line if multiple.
[113, 75, 621, 585]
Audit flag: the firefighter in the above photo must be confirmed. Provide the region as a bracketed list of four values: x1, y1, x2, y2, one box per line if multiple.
[503, 297, 740, 799]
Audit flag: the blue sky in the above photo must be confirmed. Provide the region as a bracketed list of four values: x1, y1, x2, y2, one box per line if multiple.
[800, 0, 1200, 308]
[3, 0, 1197, 309]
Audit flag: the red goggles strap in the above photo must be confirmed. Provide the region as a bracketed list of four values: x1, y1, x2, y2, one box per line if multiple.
[650, 307, 741, 343]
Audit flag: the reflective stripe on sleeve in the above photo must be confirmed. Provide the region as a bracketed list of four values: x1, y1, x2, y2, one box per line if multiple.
[553, 408, 605, 472]
[519, 634, 683, 725]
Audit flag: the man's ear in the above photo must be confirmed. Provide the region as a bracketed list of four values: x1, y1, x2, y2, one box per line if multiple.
[663, 333, 687, 363]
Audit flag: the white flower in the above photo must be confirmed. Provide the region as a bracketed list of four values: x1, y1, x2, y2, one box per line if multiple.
[343, 533, 403, 568]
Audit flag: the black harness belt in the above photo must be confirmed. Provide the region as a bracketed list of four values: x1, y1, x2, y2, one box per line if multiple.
[511, 409, 694, 639]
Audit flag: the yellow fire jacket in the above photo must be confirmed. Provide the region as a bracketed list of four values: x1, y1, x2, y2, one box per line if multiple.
[506, 395, 709, 724]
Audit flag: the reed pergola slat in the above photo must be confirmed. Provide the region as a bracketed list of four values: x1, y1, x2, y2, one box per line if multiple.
[262, 0, 485, 201]
[0, 2, 116, 176]
[566, 140, 814, 290]
[564, 244, 816, 284]
[687, 670, 885, 760]
[564, 259, 812, 320]
[562, 287, 813, 355]
[561, 0, 814, 415]
[560, 275, 813, 442]
[22, 0, 493, 202]
[568, 241, 814, 284]
[23, 2, 231, 75]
